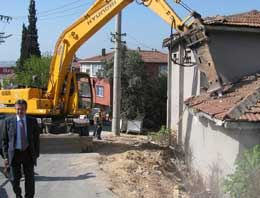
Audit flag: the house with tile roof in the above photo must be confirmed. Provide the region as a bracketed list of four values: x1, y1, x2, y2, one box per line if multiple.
[0, 66, 14, 88]
[77, 48, 167, 112]
[164, 10, 260, 196]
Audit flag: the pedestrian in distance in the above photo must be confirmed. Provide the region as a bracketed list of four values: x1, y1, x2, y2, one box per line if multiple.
[93, 109, 103, 140]
[2, 99, 40, 198]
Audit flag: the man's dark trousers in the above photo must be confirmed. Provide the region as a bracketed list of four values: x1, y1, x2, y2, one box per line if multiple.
[11, 149, 35, 198]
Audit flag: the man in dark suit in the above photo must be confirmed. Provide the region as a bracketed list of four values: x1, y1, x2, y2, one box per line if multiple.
[0, 117, 10, 178]
[0, 118, 4, 158]
[2, 99, 40, 198]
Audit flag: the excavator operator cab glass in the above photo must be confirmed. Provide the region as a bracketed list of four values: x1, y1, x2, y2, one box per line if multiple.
[78, 76, 93, 109]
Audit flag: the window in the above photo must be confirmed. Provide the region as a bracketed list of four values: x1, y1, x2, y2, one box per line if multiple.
[184, 49, 192, 64]
[80, 64, 91, 74]
[172, 52, 178, 61]
[159, 64, 167, 76]
[80, 82, 91, 97]
[96, 85, 104, 97]
[92, 64, 102, 77]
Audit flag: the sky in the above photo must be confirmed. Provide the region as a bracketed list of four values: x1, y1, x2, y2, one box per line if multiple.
[1, 0, 260, 62]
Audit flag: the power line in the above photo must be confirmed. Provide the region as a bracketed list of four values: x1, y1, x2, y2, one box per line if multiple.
[38, 9, 87, 21]
[13, 0, 94, 20]
[38, 3, 89, 18]
[36, 0, 87, 15]
[126, 33, 154, 50]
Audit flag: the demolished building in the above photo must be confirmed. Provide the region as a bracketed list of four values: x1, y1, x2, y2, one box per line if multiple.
[164, 10, 260, 195]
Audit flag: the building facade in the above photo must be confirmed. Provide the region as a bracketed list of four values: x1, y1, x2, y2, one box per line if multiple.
[78, 49, 168, 112]
[0, 66, 14, 88]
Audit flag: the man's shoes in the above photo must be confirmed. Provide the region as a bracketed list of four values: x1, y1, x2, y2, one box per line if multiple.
[97, 137, 102, 140]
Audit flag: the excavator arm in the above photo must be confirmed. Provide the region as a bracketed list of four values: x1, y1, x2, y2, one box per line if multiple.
[46, 0, 201, 114]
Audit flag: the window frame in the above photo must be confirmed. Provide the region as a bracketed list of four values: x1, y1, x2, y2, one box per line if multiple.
[96, 85, 104, 97]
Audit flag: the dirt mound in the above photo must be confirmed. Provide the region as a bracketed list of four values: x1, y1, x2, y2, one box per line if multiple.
[96, 133, 189, 198]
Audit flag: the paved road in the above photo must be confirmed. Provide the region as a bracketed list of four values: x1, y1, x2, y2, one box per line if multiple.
[0, 153, 116, 198]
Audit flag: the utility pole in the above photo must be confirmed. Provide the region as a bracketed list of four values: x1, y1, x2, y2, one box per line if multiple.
[112, 12, 123, 136]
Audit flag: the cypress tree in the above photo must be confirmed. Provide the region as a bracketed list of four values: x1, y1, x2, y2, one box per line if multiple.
[18, 24, 29, 70]
[19, 0, 41, 68]
[27, 0, 41, 57]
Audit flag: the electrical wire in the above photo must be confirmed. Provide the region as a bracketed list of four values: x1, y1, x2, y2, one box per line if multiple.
[38, 9, 87, 21]
[12, 0, 94, 20]
[37, 3, 90, 18]
[127, 33, 155, 51]
[36, 0, 87, 15]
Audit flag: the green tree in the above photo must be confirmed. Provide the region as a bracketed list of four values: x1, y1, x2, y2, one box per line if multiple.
[144, 75, 167, 129]
[27, 0, 41, 57]
[18, 24, 29, 70]
[18, 0, 41, 68]
[223, 145, 260, 198]
[121, 50, 147, 120]
[98, 49, 167, 130]
[14, 55, 51, 88]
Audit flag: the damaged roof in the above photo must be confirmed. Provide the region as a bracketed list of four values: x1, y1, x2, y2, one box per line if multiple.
[163, 10, 260, 48]
[185, 74, 260, 122]
[203, 10, 260, 27]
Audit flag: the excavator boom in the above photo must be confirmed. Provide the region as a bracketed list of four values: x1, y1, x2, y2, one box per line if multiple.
[0, 0, 204, 119]
[46, 0, 200, 114]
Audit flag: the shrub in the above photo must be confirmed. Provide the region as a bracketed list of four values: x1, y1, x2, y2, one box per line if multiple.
[148, 126, 172, 146]
[223, 144, 260, 198]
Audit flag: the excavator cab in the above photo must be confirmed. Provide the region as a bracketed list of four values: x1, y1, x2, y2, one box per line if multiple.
[76, 72, 93, 113]
[43, 69, 93, 134]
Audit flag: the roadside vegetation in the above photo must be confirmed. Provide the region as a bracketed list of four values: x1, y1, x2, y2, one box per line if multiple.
[223, 144, 260, 198]
[98, 48, 167, 130]
[3, 0, 44, 89]
[148, 126, 173, 146]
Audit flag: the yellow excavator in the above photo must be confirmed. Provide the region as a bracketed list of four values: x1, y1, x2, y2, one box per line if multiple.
[0, 0, 216, 132]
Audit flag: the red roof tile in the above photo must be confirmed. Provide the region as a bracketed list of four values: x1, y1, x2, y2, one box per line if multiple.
[80, 52, 114, 62]
[139, 50, 167, 63]
[185, 74, 260, 122]
[80, 50, 167, 63]
[203, 10, 260, 27]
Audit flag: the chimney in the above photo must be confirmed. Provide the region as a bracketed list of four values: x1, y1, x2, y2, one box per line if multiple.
[137, 47, 141, 52]
[101, 48, 106, 56]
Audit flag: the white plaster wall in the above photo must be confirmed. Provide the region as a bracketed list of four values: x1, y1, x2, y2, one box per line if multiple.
[170, 64, 180, 130]
[168, 47, 260, 192]
[182, 115, 238, 179]
[170, 58, 241, 183]
[170, 63, 260, 189]
[170, 50, 199, 131]
[181, 113, 260, 187]
[166, 40, 260, 198]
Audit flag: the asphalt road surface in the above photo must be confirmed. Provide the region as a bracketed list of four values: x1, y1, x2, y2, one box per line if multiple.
[0, 153, 116, 198]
